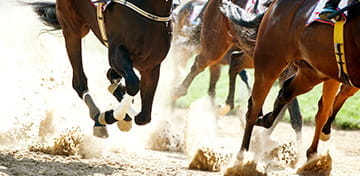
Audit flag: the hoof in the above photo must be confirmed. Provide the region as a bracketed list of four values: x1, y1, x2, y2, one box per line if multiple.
[171, 87, 187, 100]
[320, 132, 331, 141]
[135, 114, 151, 125]
[93, 126, 109, 138]
[217, 104, 231, 116]
[117, 115, 132, 132]
[236, 150, 245, 161]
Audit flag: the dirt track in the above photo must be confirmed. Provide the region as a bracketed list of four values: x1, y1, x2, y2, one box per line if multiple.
[0, 1, 360, 176]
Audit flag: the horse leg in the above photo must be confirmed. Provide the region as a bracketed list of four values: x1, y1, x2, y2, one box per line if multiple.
[222, 53, 253, 114]
[208, 64, 221, 99]
[256, 60, 322, 129]
[134, 65, 161, 125]
[106, 68, 126, 102]
[59, 14, 109, 137]
[307, 79, 340, 159]
[239, 55, 287, 159]
[279, 64, 303, 140]
[320, 84, 358, 141]
[109, 46, 140, 96]
[172, 53, 222, 99]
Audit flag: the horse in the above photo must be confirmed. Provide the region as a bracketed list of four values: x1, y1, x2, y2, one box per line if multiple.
[173, 0, 303, 139]
[28, 0, 173, 138]
[171, 0, 251, 113]
[231, 0, 360, 159]
[222, 0, 360, 144]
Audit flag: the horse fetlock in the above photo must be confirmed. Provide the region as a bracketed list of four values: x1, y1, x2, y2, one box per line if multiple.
[97, 110, 117, 125]
[125, 74, 140, 96]
[306, 148, 318, 160]
[108, 82, 126, 102]
[217, 104, 231, 116]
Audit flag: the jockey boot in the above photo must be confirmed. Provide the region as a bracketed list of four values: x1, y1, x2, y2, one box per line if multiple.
[319, 0, 341, 20]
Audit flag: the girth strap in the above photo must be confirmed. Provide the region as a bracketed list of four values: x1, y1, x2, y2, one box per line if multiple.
[95, 0, 172, 47]
[333, 18, 353, 86]
[96, 2, 109, 47]
[112, 0, 172, 22]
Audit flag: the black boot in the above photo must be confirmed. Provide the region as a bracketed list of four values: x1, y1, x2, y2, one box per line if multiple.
[319, 0, 341, 20]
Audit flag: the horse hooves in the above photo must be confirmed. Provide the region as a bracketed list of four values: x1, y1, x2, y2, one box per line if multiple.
[117, 115, 132, 132]
[93, 126, 109, 138]
[135, 114, 151, 125]
[320, 132, 331, 141]
[217, 104, 231, 116]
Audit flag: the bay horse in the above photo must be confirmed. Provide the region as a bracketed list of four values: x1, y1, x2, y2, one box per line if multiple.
[221, 0, 359, 143]
[172, 0, 251, 113]
[173, 0, 303, 138]
[28, 0, 173, 138]
[234, 0, 360, 159]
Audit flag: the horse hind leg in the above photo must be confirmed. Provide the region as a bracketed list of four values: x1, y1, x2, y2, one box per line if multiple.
[306, 79, 340, 159]
[280, 64, 303, 140]
[320, 84, 358, 141]
[208, 64, 221, 100]
[225, 52, 253, 112]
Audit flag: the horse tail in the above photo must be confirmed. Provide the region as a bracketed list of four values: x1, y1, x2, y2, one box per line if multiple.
[27, 2, 61, 30]
[220, 0, 264, 28]
[239, 70, 251, 90]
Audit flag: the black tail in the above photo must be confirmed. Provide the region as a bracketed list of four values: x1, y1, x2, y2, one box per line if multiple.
[27, 2, 61, 30]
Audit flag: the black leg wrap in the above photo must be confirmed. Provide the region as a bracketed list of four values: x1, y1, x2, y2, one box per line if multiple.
[104, 110, 118, 124]
[113, 85, 126, 102]
[124, 114, 132, 122]
[94, 113, 106, 127]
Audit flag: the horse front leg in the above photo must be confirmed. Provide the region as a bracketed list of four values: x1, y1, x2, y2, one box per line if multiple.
[134, 65, 161, 125]
[238, 54, 286, 160]
[306, 79, 339, 159]
[61, 25, 108, 138]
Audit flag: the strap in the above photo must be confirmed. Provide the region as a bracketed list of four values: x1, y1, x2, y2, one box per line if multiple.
[112, 0, 172, 22]
[333, 19, 353, 86]
[97, 2, 109, 47]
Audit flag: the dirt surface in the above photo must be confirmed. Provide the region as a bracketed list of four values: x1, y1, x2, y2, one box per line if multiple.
[0, 1, 360, 176]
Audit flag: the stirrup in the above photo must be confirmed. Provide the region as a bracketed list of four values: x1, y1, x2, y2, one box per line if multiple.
[318, 8, 338, 20]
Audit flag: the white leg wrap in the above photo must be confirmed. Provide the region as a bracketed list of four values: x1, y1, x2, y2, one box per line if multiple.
[113, 94, 133, 120]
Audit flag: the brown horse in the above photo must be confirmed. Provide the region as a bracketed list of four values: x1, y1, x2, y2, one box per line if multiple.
[222, 0, 359, 144]
[173, 0, 303, 138]
[171, 0, 251, 112]
[28, 0, 173, 138]
[234, 0, 360, 159]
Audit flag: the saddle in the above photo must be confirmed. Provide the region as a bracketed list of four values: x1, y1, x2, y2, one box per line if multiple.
[307, 0, 359, 86]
